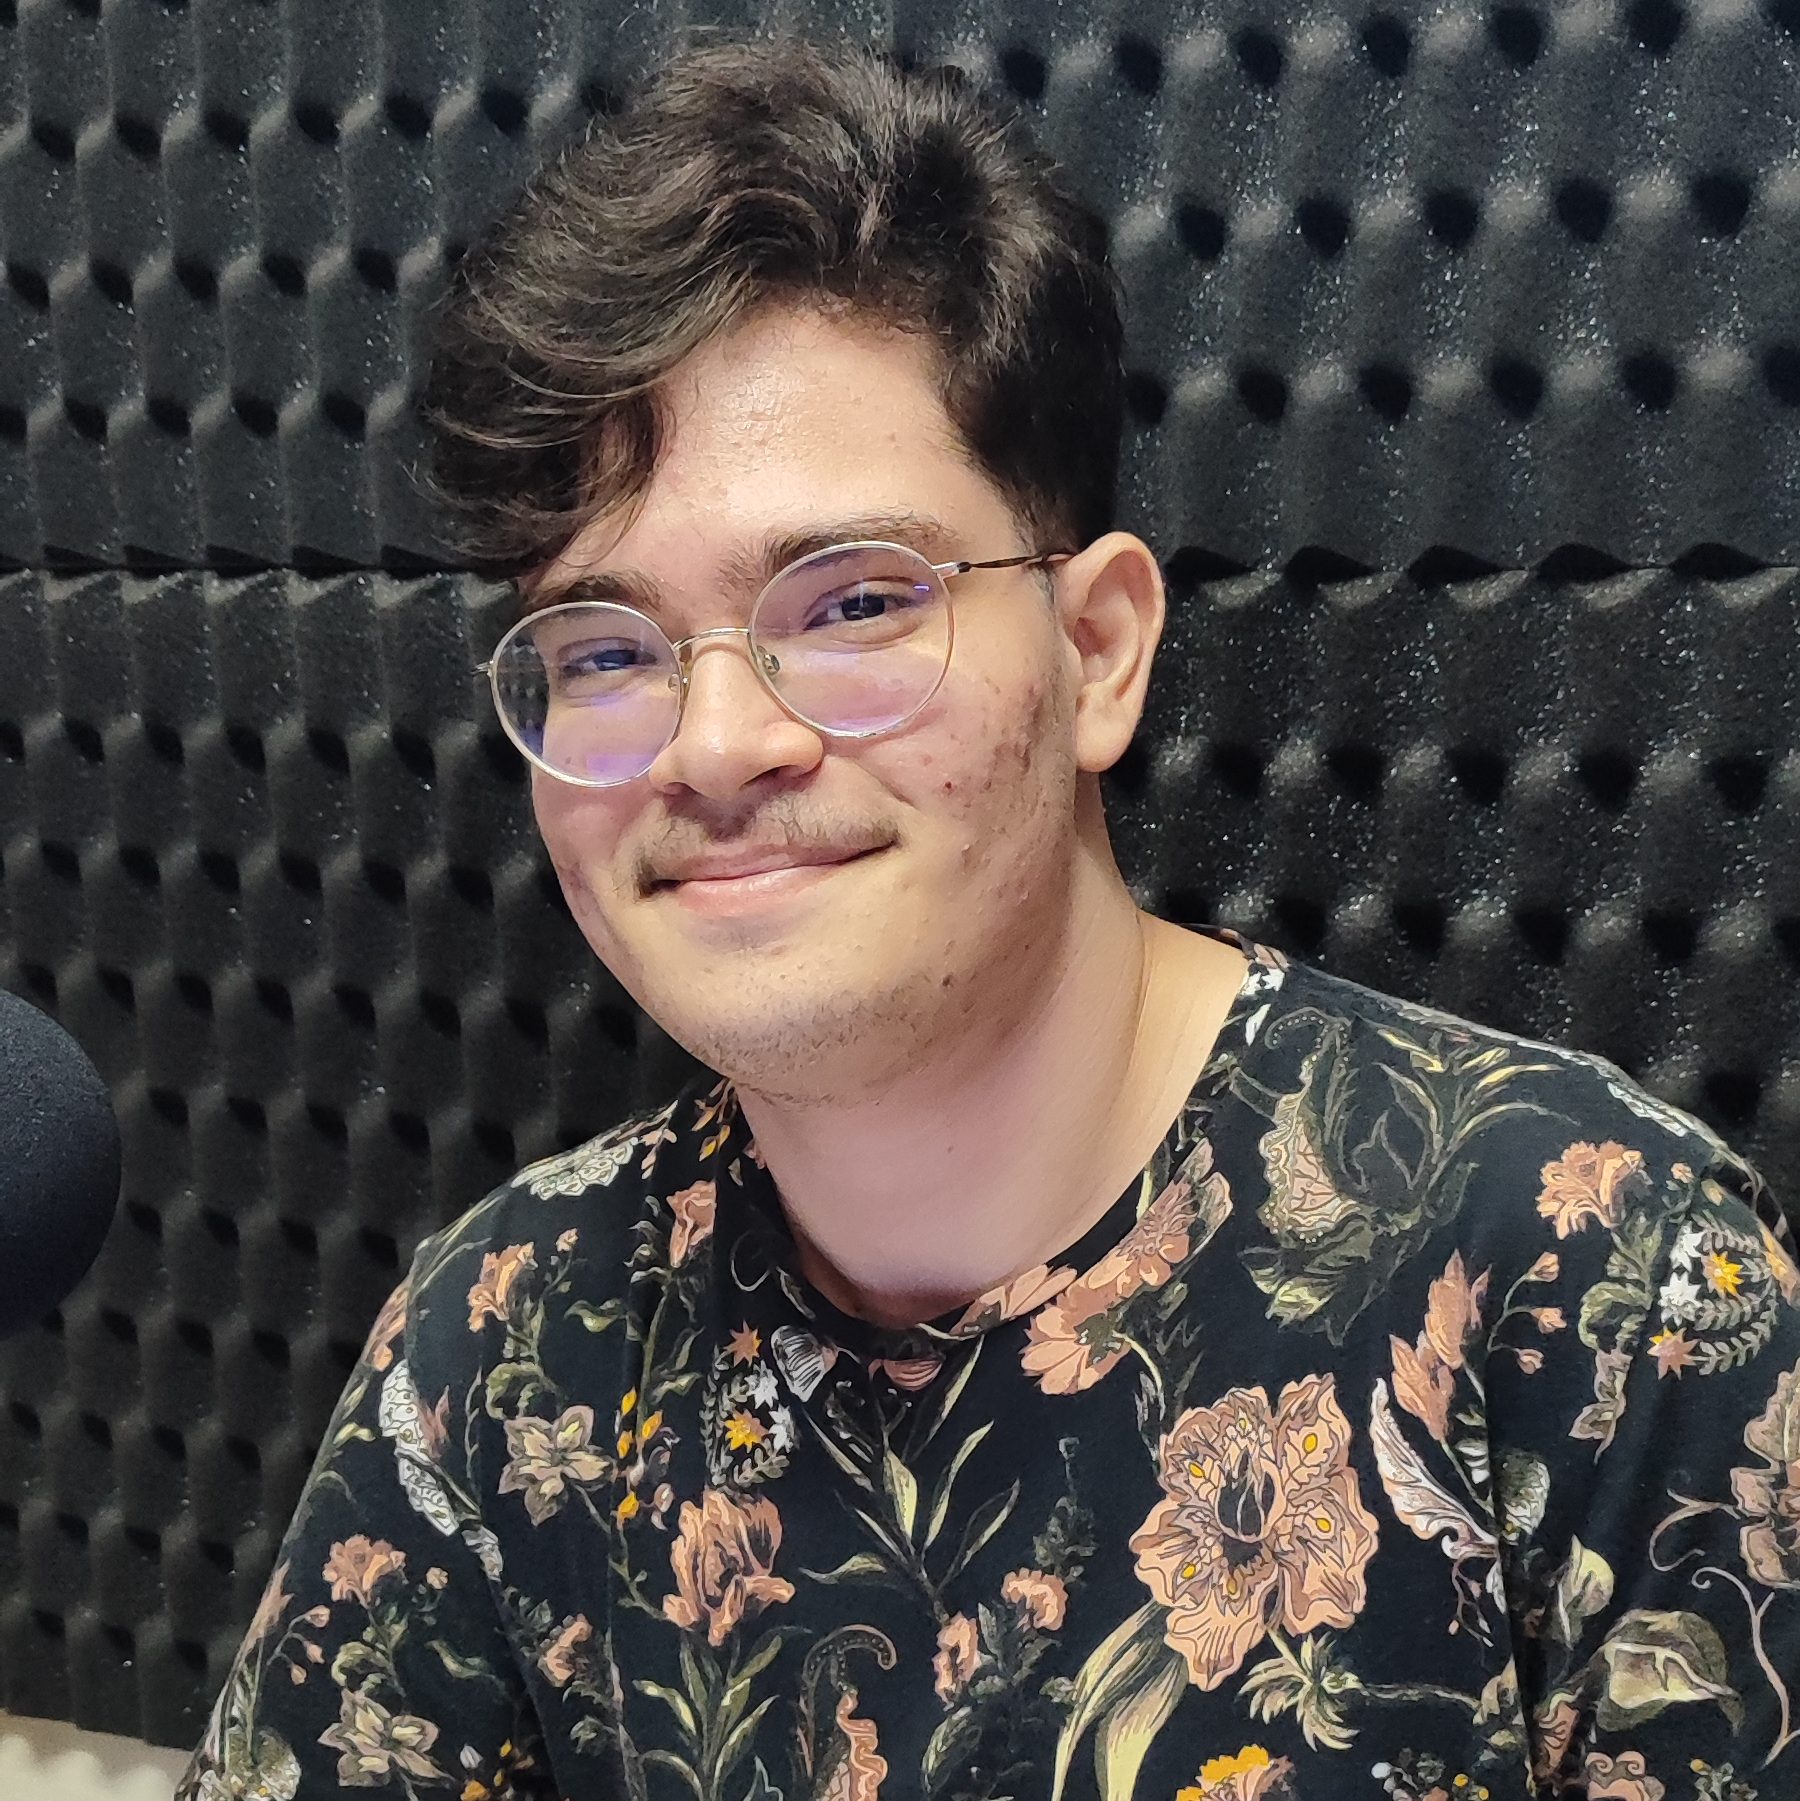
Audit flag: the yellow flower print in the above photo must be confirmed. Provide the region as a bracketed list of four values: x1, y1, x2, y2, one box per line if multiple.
[455, 1736, 538, 1801]
[1704, 1251, 1744, 1296]
[1175, 1743, 1295, 1800]
[725, 1412, 767, 1451]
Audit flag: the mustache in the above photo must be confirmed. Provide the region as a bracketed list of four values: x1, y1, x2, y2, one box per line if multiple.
[635, 809, 898, 893]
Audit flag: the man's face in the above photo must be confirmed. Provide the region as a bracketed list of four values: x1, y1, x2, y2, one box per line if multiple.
[527, 307, 1090, 1102]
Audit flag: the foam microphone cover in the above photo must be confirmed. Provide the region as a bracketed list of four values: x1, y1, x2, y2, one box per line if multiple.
[0, 988, 122, 1336]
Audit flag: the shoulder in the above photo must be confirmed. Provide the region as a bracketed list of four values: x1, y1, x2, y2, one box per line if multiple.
[1296, 956, 1768, 1207]
[1242, 955, 1792, 1345]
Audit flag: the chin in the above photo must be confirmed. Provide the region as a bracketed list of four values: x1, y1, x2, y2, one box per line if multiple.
[652, 970, 924, 1094]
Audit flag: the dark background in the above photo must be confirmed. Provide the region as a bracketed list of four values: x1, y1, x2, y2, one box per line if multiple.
[3, 0, 1800, 1752]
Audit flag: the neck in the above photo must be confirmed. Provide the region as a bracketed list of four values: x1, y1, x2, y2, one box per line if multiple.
[733, 857, 1246, 1328]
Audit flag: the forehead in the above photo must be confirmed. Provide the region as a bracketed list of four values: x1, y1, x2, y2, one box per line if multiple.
[526, 308, 1012, 613]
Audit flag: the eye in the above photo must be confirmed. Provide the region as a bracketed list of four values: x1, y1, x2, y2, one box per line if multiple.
[806, 582, 930, 630]
[550, 640, 654, 684]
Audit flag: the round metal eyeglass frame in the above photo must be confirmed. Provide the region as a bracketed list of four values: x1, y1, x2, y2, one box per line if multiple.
[478, 539, 1075, 787]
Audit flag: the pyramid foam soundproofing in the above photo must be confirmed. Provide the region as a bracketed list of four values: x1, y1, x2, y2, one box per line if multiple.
[3, 0, 1800, 1752]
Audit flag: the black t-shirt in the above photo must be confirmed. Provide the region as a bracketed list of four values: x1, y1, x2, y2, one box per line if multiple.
[179, 928, 1800, 1801]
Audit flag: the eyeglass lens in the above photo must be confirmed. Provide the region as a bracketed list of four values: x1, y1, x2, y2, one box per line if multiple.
[492, 544, 953, 785]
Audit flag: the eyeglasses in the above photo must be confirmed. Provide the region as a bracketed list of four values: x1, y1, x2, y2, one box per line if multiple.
[481, 539, 1072, 787]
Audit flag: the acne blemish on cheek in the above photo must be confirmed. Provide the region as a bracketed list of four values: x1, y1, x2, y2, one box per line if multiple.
[941, 779, 956, 795]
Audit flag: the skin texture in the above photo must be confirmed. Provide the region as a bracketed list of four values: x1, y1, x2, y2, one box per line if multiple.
[528, 306, 1247, 1324]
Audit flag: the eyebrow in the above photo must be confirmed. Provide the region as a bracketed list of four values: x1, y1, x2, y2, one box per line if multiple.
[521, 509, 965, 618]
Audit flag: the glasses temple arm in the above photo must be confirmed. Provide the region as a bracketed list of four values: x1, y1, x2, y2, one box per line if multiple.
[938, 550, 1078, 576]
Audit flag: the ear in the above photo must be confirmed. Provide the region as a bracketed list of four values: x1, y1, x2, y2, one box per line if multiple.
[1054, 532, 1166, 775]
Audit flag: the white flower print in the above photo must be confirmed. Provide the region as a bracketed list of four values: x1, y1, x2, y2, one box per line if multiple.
[522, 1138, 635, 1198]
[1659, 1269, 1704, 1320]
[378, 1361, 458, 1539]
[1671, 1221, 1707, 1266]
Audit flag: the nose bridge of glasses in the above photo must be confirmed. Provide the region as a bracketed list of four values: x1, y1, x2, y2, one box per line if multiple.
[666, 623, 785, 724]
[669, 622, 756, 662]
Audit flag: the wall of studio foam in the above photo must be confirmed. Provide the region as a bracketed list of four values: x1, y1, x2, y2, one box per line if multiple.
[4, 0, 1800, 1750]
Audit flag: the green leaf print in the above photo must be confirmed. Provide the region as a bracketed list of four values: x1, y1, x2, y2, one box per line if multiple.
[1092, 1648, 1187, 1800]
[424, 1638, 497, 1683]
[1591, 1607, 1743, 1731]
[1048, 1600, 1166, 1801]
[1241, 1014, 1563, 1344]
[798, 1552, 899, 1587]
[569, 1299, 625, 1333]
[882, 1450, 919, 1538]
[925, 1423, 994, 1547]
[329, 1639, 384, 1689]
[740, 1759, 783, 1801]
[921, 1703, 983, 1793]
[485, 1359, 549, 1416]
[943, 1478, 1021, 1585]
[221, 1724, 301, 1801]
[1547, 1539, 1614, 1646]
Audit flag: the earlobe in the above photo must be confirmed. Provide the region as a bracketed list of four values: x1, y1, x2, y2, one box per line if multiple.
[1065, 533, 1165, 775]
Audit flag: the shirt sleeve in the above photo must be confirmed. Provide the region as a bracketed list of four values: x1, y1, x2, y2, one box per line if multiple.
[175, 1262, 554, 1800]
[1489, 1135, 1800, 1793]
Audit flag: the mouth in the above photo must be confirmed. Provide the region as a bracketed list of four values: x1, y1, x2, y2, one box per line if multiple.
[650, 846, 886, 910]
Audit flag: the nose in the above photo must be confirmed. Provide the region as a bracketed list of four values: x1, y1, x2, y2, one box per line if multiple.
[644, 628, 824, 800]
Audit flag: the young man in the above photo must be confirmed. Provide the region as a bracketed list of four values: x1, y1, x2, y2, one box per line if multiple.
[181, 37, 1800, 1801]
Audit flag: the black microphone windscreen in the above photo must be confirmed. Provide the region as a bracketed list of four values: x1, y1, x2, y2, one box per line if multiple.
[0, 988, 123, 1336]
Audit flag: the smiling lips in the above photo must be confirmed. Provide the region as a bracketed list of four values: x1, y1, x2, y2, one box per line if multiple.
[651, 844, 885, 910]
[656, 844, 875, 886]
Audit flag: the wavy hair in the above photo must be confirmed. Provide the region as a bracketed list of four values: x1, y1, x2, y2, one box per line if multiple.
[423, 33, 1123, 576]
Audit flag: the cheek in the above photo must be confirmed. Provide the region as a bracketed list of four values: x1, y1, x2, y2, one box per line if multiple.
[942, 675, 1057, 801]
[531, 779, 633, 921]
[530, 779, 583, 875]
[904, 674, 1065, 857]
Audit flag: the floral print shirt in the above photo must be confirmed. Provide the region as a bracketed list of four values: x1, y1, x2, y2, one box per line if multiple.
[179, 927, 1800, 1801]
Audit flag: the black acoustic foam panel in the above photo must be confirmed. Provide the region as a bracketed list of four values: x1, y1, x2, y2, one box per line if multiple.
[4, 0, 1800, 570]
[3, 0, 1800, 1752]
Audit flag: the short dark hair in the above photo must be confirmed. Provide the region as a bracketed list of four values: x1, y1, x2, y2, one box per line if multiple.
[423, 33, 1124, 577]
